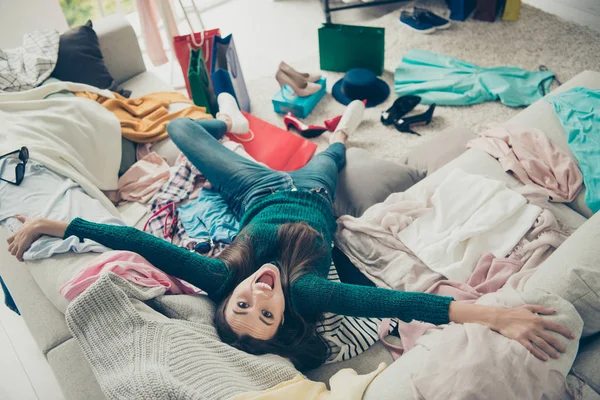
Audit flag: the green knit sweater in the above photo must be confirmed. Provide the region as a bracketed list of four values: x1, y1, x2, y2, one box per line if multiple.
[65, 191, 453, 324]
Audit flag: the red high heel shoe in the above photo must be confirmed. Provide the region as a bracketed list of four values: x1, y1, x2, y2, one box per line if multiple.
[283, 113, 327, 138]
[324, 100, 367, 132]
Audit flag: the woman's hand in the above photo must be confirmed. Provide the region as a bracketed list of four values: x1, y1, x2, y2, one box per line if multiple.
[491, 305, 575, 361]
[449, 301, 575, 361]
[6, 215, 68, 261]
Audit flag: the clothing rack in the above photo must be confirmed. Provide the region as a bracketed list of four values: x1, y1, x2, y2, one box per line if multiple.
[324, 0, 410, 22]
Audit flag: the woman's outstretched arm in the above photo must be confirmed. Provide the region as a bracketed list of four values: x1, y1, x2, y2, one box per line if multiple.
[292, 274, 574, 361]
[7, 215, 231, 299]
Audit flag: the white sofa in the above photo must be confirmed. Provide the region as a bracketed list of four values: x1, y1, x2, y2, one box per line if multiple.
[0, 14, 598, 399]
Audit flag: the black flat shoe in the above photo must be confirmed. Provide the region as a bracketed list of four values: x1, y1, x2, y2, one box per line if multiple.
[394, 103, 436, 136]
[381, 95, 421, 125]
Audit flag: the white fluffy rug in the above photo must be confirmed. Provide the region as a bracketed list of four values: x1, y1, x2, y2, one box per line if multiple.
[245, 0, 600, 162]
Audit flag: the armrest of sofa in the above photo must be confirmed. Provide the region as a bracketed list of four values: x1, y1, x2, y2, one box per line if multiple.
[94, 14, 146, 85]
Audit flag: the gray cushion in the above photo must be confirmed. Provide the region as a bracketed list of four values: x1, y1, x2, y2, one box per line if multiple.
[94, 14, 145, 85]
[524, 211, 600, 337]
[334, 148, 425, 218]
[119, 137, 137, 176]
[47, 339, 106, 400]
[0, 230, 72, 354]
[306, 341, 394, 385]
[396, 127, 477, 175]
[572, 334, 600, 393]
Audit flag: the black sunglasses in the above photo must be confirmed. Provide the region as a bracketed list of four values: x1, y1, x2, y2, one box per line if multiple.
[0, 146, 29, 186]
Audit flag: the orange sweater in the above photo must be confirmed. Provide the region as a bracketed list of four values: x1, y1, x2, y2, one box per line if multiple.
[76, 91, 211, 143]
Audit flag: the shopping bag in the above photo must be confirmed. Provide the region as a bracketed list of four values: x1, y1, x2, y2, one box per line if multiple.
[474, 0, 504, 21]
[502, 0, 521, 20]
[174, 28, 220, 98]
[188, 47, 217, 116]
[318, 24, 384, 76]
[446, 0, 476, 21]
[211, 34, 250, 113]
[226, 112, 316, 171]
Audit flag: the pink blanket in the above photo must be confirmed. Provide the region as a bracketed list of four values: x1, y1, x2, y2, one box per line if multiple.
[467, 126, 583, 202]
[59, 250, 200, 301]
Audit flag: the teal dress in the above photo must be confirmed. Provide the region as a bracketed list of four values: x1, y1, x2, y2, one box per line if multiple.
[547, 87, 600, 214]
[394, 49, 555, 107]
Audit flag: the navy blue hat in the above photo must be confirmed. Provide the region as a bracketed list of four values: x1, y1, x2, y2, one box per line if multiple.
[332, 68, 390, 107]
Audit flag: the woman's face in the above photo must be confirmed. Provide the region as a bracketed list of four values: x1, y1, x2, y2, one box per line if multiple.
[225, 263, 286, 340]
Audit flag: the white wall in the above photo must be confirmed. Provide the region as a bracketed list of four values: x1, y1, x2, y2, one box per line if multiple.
[0, 0, 68, 48]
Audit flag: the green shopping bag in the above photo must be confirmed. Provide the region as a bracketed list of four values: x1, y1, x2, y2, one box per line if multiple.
[318, 23, 385, 76]
[188, 47, 217, 116]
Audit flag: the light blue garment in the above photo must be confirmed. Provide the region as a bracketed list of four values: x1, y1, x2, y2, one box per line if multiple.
[178, 188, 240, 244]
[546, 87, 600, 214]
[0, 159, 124, 260]
[394, 49, 555, 107]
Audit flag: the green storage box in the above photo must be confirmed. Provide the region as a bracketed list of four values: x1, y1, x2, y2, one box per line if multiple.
[318, 23, 385, 76]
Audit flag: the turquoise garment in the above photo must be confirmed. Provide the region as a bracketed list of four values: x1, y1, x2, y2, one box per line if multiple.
[178, 188, 240, 244]
[547, 87, 600, 213]
[394, 49, 555, 107]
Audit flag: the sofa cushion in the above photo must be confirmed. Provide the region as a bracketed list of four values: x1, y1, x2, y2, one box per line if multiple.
[334, 148, 425, 218]
[51, 21, 116, 91]
[94, 14, 146, 85]
[524, 211, 600, 337]
[306, 341, 394, 384]
[47, 338, 106, 400]
[505, 70, 600, 219]
[0, 230, 72, 354]
[396, 127, 477, 175]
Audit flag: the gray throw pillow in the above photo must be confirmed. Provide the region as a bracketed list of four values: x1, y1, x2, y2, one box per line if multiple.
[333, 148, 425, 218]
[396, 127, 476, 176]
[524, 211, 600, 338]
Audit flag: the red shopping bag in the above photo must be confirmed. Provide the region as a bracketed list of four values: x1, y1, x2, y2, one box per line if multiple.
[173, 29, 220, 98]
[227, 112, 317, 171]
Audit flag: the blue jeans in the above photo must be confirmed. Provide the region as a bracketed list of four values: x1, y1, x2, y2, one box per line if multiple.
[167, 118, 346, 218]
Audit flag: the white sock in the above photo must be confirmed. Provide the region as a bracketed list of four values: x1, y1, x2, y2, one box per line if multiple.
[217, 93, 249, 134]
[335, 100, 365, 136]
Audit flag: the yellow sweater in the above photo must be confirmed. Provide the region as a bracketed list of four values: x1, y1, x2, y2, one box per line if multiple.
[76, 91, 211, 143]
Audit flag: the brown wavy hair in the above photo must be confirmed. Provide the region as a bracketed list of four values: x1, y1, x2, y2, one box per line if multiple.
[214, 222, 330, 371]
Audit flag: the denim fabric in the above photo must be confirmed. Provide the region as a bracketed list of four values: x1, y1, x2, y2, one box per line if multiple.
[167, 118, 345, 218]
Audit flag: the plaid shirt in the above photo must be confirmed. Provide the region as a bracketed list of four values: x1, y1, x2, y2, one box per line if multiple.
[146, 154, 228, 257]
[146, 155, 203, 246]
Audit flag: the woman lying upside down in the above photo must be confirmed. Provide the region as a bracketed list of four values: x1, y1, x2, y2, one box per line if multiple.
[7, 95, 574, 371]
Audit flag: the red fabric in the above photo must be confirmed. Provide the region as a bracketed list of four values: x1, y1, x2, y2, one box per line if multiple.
[173, 29, 221, 98]
[227, 112, 317, 171]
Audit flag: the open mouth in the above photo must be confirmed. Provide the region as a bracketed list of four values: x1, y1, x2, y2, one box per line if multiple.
[255, 270, 276, 291]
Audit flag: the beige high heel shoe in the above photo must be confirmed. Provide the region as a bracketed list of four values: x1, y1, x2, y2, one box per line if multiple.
[279, 61, 322, 83]
[276, 69, 322, 98]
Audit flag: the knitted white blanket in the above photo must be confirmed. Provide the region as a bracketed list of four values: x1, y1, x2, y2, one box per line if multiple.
[65, 273, 299, 399]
